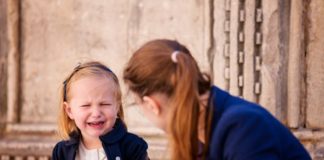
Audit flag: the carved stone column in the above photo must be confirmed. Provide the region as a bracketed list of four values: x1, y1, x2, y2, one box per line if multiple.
[0, 0, 9, 135]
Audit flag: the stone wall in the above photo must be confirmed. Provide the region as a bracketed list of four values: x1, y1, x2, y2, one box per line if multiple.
[0, 0, 324, 159]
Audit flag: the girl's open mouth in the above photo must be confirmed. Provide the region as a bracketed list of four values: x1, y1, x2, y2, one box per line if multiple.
[88, 121, 105, 128]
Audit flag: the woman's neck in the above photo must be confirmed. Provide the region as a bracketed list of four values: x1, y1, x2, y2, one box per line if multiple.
[198, 91, 210, 144]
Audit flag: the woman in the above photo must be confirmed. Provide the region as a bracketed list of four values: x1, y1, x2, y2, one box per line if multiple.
[123, 39, 311, 160]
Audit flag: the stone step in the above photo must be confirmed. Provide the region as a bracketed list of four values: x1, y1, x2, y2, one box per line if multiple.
[0, 123, 169, 159]
[0, 137, 168, 159]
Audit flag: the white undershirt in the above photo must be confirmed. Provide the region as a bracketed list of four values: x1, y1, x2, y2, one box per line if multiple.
[76, 141, 108, 160]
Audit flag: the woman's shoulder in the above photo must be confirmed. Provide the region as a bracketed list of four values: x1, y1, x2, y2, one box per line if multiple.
[211, 86, 274, 124]
[219, 102, 277, 130]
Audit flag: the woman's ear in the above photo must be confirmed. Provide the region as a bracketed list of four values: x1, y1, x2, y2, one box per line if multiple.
[142, 96, 161, 115]
[64, 102, 74, 119]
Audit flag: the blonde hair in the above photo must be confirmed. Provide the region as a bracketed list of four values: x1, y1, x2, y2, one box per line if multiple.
[123, 39, 212, 160]
[58, 61, 125, 139]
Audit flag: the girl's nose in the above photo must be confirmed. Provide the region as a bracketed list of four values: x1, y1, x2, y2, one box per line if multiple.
[91, 106, 102, 117]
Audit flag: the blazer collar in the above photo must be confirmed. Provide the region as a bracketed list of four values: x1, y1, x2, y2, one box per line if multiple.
[66, 118, 127, 146]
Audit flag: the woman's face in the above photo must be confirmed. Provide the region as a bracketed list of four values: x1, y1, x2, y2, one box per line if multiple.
[65, 76, 119, 141]
[133, 93, 170, 132]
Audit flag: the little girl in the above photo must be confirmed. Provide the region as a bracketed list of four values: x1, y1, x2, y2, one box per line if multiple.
[52, 61, 148, 160]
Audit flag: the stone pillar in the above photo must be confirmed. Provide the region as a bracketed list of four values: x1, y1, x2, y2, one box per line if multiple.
[287, 0, 306, 129]
[306, 0, 324, 129]
[0, 0, 9, 133]
[6, 0, 20, 124]
[212, 0, 290, 122]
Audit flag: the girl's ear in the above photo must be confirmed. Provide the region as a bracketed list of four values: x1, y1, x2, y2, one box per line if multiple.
[64, 102, 74, 119]
[142, 96, 161, 115]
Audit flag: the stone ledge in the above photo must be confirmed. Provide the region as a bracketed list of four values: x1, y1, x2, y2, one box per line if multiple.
[0, 137, 168, 159]
[6, 123, 57, 135]
[5, 123, 166, 138]
[1, 123, 168, 159]
[293, 129, 324, 141]
[0, 139, 55, 156]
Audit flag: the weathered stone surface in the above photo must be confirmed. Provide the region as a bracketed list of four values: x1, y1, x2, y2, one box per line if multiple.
[6, 0, 20, 123]
[228, 0, 239, 96]
[17, 1, 208, 158]
[124, 0, 211, 130]
[212, 0, 227, 89]
[314, 141, 324, 160]
[242, 0, 257, 102]
[127, 0, 210, 72]
[20, 0, 130, 123]
[287, 0, 305, 128]
[1, 0, 324, 158]
[259, 0, 290, 123]
[306, 0, 324, 129]
[0, 0, 9, 127]
[19, 0, 211, 124]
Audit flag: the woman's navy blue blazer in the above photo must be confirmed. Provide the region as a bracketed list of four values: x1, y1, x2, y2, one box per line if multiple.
[208, 86, 311, 160]
[52, 119, 148, 160]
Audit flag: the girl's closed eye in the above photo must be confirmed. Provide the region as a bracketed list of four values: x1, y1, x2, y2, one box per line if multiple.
[100, 103, 112, 106]
[80, 104, 91, 107]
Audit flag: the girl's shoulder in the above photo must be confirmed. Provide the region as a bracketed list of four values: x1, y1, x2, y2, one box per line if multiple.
[118, 132, 148, 159]
[52, 139, 78, 160]
[120, 132, 148, 148]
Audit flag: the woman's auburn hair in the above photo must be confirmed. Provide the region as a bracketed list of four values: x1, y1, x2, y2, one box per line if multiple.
[123, 39, 213, 160]
[58, 61, 125, 139]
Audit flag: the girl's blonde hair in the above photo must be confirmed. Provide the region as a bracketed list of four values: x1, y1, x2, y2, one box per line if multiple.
[58, 61, 125, 139]
[123, 39, 212, 160]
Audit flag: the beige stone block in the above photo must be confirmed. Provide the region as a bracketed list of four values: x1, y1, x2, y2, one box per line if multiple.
[123, 0, 211, 128]
[314, 141, 324, 160]
[287, 0, 305, 128]
[242, 0, 256, 102]
[6, 0, 20, 123]
[306, 0, 324, 129]
[20, 0, 129, 123]
[128, 0, 211, 75]
[299, 141, 315, 158]
[127, 0, 210, 73]
[0, 0, 9, 125]
[293, 130, 314, 141]
[259, 0, 289, 122]
[212, 0, 227, 89]
[18, 0, 211, 125]
[228, 0, 239, 95]
[0, 155, 10, 160]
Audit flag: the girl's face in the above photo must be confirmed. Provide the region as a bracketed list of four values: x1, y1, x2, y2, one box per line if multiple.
[65, 76, 119, 140]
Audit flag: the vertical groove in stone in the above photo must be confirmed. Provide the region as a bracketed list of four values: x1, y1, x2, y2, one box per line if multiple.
[254, 0, 262, 103]
[224, 0, 231, 90]
[287, 0, 304, 128]
[207, 0, 216, 82]
[237, 0, 245, 96]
